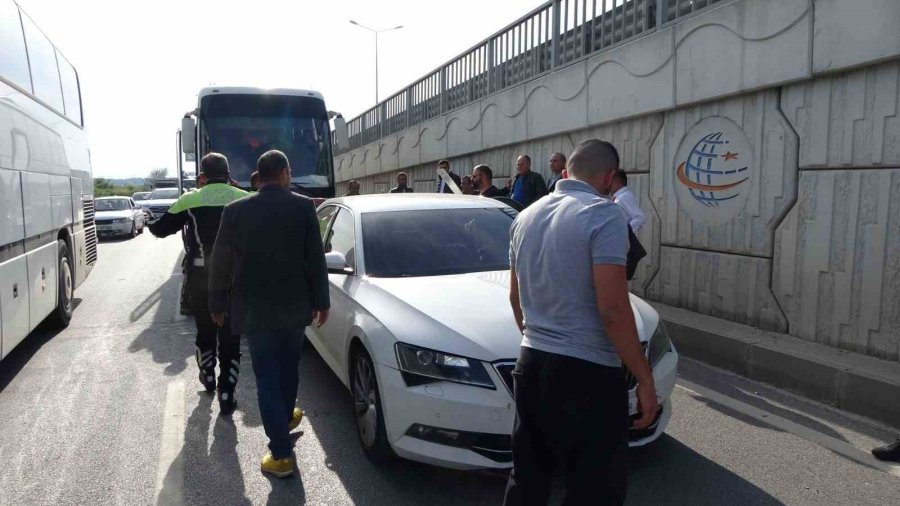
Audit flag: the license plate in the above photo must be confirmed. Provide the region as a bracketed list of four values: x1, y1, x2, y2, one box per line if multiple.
[628, 392, 638, 416]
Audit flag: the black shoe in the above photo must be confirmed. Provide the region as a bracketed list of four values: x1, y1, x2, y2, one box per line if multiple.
[219, 390, 237, 416]
[199, 369, 216, 393]
[872, 440, 900, 462]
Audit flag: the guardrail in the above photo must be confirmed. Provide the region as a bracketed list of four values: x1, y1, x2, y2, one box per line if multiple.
[342, 0, 724, 152]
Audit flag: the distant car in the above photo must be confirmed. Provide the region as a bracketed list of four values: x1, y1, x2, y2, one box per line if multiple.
[132, 192, 152, 221]
[94, 197, 145, 239]
[142, 187, 180, 223]
[307, 194, 678, 470]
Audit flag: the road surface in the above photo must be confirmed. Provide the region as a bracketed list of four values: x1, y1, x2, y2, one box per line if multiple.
[0, 233, 898, 505]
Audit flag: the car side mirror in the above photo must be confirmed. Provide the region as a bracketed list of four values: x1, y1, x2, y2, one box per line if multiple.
[325, 251, 353, 274]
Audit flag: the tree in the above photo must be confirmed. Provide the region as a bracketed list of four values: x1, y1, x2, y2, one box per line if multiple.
[147, 168, 168, 184]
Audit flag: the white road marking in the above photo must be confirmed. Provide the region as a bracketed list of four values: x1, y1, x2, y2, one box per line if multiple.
[676, 380, 900, 479]
[155, 380, 186, 505]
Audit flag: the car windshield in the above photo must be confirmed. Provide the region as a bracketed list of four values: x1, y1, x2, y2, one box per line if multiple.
[132, 192, 150, 201]
[149, 189, 179, 200]
[95, 199, 129, 211]
[362, 208, 516, 278]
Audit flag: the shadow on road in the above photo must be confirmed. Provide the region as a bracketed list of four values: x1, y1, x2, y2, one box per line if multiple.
[0, 298, 83, 393]
[295, 345, 780, 505]
[127, 255, 195, 375]
[181, 392, 256, 506]
[628, 436, 780, 505]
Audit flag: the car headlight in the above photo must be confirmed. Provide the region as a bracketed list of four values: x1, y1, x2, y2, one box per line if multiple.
[648, 322, 672, 367]
[395, 343, 495, 389]
[114, 217, 132, 224]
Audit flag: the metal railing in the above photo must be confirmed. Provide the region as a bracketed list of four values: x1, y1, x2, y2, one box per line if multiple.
[343, 0, 723, 152]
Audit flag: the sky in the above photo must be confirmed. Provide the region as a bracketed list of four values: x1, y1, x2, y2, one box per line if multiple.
[16, 0, 546, 179]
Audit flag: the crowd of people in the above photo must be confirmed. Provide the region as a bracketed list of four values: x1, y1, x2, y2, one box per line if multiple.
[342, 151, 647, 228]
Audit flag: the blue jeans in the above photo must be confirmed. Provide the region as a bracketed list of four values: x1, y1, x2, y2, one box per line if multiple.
[246, 328, 305, 459]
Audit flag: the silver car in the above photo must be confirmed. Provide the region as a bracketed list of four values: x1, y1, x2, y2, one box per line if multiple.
[94, 197, 145, 239]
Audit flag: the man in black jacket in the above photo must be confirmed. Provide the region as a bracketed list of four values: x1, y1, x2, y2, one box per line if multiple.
[389, 172, 414, 193]
[209, 150, 330, 478]
[472, 164, 502, 198]
[509, 155, 549, 208]
[435, 159, 462, 193]
[150, 153, 248, 415]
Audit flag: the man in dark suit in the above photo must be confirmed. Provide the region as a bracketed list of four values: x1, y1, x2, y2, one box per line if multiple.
[208, 150, 330, 478]
[547, 152, 566, 192]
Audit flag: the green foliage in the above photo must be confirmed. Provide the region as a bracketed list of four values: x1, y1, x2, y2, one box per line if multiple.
[92, 178, 149, 198]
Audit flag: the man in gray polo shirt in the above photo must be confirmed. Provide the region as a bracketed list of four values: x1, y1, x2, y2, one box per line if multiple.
[504, 139, 657, 506]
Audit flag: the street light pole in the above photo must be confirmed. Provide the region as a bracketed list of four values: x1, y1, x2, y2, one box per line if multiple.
[349, 20, 403, 104]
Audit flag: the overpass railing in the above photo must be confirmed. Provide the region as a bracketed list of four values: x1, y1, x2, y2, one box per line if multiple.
[343, 0, 724, 152]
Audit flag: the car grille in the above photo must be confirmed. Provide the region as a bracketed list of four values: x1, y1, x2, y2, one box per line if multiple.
[83, 198, 98, 265]
[148, 205, 171, 215]
[94, 218, 113, 225]
[623, 342, 649, 390]
[494, 361, 516, 395]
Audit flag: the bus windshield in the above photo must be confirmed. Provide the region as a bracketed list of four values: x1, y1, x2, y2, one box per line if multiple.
[199, 94, 333, 191]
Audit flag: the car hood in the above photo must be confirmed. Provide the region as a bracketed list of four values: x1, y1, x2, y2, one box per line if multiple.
[142, 198, 177, 207]
[95, 210, 133, 220]
[360, 271, 656, 363]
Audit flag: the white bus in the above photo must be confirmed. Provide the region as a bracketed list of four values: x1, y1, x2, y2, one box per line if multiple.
[179, 87, 349, 199]
[0, 0, 96, 359]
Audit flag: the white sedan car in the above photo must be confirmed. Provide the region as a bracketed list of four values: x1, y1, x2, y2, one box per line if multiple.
[307, 194, 678, 470]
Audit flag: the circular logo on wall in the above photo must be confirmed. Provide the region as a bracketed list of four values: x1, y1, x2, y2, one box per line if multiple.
[673, 117, 754, 225]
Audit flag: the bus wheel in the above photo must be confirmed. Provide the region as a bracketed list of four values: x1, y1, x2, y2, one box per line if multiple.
[51, 240, 74, 328]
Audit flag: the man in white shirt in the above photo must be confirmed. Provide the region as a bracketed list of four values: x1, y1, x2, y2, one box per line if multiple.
[610, 169, 646, 234]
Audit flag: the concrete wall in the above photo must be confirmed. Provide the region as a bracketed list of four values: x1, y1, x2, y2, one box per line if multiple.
[334, 0, 900, 361]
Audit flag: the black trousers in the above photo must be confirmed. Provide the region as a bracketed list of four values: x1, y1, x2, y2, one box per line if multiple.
[187, 264, 241, 392]
[503, 347, 629, 506]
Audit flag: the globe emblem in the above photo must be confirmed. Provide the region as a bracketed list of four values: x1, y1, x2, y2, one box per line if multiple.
[676, 131, 749, 207]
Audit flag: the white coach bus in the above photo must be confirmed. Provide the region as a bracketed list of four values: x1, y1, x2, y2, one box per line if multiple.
[0, 0, 96, 360]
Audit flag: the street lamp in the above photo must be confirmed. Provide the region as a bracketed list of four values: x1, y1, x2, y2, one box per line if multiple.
[349, 20, 403, 104]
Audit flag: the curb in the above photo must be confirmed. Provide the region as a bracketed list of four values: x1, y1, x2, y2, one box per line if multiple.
[655, 303, 900, 430]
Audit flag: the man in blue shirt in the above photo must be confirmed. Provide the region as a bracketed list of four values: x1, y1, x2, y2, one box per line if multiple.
[504, 139, 657, 506]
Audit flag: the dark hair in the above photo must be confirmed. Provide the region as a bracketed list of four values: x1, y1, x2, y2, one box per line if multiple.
[614, 169, 628, 186]
[568, 139, 619, 179]
[473, 164, 493, 180]
[257, 150, 289, 182]
[200, 152, 229, 180]
[438, 159, 450, 168]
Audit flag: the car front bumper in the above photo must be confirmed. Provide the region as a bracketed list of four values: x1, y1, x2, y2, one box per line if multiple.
[376, 344, 679, 470]
[96, 222, 133, 236]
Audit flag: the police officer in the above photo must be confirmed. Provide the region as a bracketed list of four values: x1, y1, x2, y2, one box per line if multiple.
[150, 153, 249, 415]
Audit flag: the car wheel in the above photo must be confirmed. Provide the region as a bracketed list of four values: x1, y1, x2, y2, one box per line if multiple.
[351, 346, 394, 461]
[50, 239, 74, 328]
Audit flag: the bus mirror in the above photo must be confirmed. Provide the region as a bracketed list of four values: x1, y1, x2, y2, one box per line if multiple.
[181, 116, 196, 155]
[333, 115, 349, 152]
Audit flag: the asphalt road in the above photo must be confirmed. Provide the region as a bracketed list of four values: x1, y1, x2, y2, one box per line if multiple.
[0, 232, 898, 505]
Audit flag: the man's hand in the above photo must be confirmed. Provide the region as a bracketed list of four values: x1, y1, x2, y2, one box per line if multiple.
[312, 309, 329, 328]
[633, 381, 658, 429]
[505, 178, 513, 189]
[211, 312, 226, 328]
